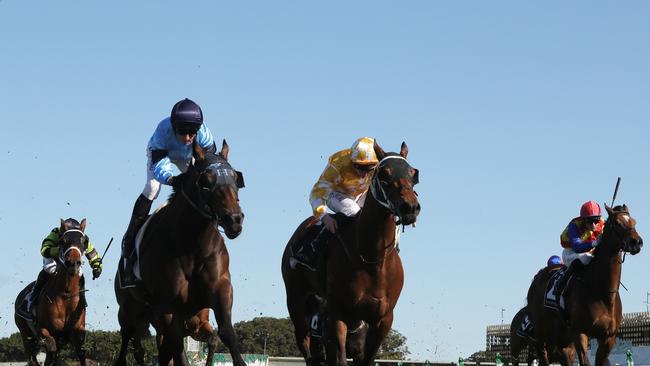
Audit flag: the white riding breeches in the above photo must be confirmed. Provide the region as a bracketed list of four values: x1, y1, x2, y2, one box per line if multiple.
[42, 257, 57, 274]
[562, 248, 594, 266]
[327, 192, 367, 217]
[141, 149, 191, 201]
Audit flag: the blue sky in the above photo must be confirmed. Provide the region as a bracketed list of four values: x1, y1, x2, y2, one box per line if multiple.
[1, 1, 649, 362]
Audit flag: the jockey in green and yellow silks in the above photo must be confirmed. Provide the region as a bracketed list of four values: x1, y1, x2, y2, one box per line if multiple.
[17, 219, 102, 319]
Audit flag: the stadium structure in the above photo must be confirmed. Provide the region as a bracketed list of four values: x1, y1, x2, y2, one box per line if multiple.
[485, 311, 650, 365]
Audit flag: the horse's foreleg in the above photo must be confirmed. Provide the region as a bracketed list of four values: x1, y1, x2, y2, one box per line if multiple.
[286, 294, 312, 364]
[535, 343, 549, 366]
[559, 345, 576, 366]
[191, 315, 217, 366]
[358, 314, 392, 366]
[212, 283, 246, 366]
[72, 328, 87, 366]
[157, 313, 186, 366]
[574, 333, 590, 366]
[594, 336, 615, 366]
[39, 328, 57, 366]
[325, 318, 348, 366]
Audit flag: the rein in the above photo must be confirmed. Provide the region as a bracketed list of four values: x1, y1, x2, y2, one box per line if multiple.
[356, 155, 412, 265]
[180, 185, 218, 221]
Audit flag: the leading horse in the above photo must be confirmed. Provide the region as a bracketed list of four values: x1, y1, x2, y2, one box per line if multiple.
[282, 142, 420, 366]
[527, 204, 643, 366]
[115, 140, 246, 366]
[15, 219, 90, 366]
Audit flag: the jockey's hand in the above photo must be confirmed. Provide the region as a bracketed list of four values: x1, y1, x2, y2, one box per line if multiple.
[322, 215, 337, 233]
[91, 261, 102, 280]
[169, 175, 182, 188]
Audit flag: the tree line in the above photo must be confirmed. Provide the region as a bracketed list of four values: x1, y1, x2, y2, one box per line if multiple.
[0, 317, 409, 363]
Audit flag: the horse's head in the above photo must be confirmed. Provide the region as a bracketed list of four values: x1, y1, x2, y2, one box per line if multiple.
[369, 141, 421, 225]
[603, 204, 643, 255]
[57, 218, 88, 276]
[178, 140, 245, 239]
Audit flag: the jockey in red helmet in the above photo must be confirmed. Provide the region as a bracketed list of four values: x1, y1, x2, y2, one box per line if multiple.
[554, 200, 604, 297]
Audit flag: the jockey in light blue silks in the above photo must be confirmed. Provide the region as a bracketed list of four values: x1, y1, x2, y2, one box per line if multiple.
[119, 98, 216, 288]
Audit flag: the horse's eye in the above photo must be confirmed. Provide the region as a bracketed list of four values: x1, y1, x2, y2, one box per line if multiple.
[380, 180, 390, 186]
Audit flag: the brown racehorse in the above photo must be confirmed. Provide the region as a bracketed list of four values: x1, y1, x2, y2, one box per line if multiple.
[527, 204, 643, 366]
[282, 142, 420, 366]
[115, 140, 246, 366]
[510, 306, 569, 366]
[15, 219, 90, 366]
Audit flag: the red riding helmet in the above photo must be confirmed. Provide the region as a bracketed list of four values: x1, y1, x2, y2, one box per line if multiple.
[580, 200, 602, 218]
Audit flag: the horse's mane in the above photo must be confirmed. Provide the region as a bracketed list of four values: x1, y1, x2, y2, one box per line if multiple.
[593, 205, 627, 257]
[167, 152, 230, 202]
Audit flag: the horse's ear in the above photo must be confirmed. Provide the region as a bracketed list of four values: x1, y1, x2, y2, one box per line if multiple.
[400, 142, 408, 158]
[623, 204, 629, 212]
[373, 140, 386, 161]
[605, 203, 614, 216]
[220, 139, 229, 161]
[192, 140, 205, 163]
[79, 218, 86, 232]
[59, 218, 65, 232]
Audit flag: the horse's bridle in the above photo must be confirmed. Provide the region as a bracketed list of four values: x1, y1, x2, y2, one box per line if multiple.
[369, 155, 409, 219]
[57, 229, 86, 269]
[604, 211, 637, 258]
[180, 162, 242, 222]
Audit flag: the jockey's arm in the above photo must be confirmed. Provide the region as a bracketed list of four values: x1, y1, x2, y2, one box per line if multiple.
[151, 156, 175, 185]
[567, 222, 596, 252]
[40, 228, 60, 258]
[195, 124, 215, 150]
[309, 162, 342, 220]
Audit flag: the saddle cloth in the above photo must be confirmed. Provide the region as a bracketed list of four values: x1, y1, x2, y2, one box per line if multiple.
[133, 202, 168, 280]
[544, 269, 570, 310]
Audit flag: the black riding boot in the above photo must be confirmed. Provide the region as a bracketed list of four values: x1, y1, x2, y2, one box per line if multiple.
[19, 270, 49, 318]
[292, 226, 333, 272]
[554, 260, 583, 299]
[293, 213, 354, 271]
[120, 194, 152, 288]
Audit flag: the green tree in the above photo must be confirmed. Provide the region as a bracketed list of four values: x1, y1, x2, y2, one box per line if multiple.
[217, 317, 301, 356]
[377, 329, 410, 360]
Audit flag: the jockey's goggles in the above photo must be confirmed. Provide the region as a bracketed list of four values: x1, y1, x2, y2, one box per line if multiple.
[353, 163, 375, 172]
[585, 217, 601, 224]
[175, 127, 199, 136]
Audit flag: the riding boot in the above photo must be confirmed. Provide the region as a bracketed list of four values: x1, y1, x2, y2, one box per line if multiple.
[20, 270, 49, 318]
[292, 213, 354, 271]
[554, 260, 583, 299]
[120, 194, 152, 288]
[292, 226, 334, 271]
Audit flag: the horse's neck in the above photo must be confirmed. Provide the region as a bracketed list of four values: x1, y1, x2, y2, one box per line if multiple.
[52, 268, 81, 295]
[588, 231, 622, 299]
[356, 192, 397, 263]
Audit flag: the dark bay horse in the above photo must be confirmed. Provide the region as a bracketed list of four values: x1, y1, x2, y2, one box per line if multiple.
[15, 219, 90, 366]
[282, 142, 420, 366]
[527, 204, 643, 366]
[115, 140, 246, 366]
[510, 306, 568, 366]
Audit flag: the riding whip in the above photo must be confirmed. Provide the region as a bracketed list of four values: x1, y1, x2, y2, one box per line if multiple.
[100, 237, 113, 262]
[611, 177, 621, 207]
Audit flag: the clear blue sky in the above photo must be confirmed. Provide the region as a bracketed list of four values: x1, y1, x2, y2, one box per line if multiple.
[1, 1, 649, 362]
